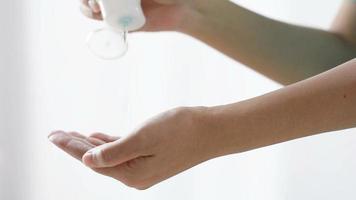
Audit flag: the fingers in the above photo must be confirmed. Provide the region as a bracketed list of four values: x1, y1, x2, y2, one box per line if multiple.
[81, 0, 89, 7]
[49, 130, 156, 189]
[49, 130, 123, 164]
[49, 131, 96, 161]
[80, 0, 103, 20]
[67, 131, 86, 139]
[88, 0, 101, 13]
[89, 132, 120, 143]
[67, 131, 107, 146]
[82, 136, 144, 168]
[87, 136, 106, 146]
[80, 4, 103, 20]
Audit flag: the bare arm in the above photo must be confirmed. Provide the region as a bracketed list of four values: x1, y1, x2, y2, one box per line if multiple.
[47, 0, 356, 190]
[81, 0, 356, 84]
[49, 59, 356, 189]
[332, 0, 356, 45]
[209, 58, 356, 155]
[181, 0, 356, 84]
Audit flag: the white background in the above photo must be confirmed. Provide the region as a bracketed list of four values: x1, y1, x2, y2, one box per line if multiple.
[1, 0, 356, 200]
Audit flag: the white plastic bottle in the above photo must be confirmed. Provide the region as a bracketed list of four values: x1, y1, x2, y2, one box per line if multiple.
[98, 0, 146, 31]
[86, 0, 146, 59]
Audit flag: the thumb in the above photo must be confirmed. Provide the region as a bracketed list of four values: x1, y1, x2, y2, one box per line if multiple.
[82, 137, 141, 168]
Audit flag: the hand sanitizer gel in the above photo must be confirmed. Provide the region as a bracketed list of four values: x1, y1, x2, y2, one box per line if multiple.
[86, 0, 146, 59]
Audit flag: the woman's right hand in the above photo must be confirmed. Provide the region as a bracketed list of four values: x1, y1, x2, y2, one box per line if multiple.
[80, 0, 200, 32]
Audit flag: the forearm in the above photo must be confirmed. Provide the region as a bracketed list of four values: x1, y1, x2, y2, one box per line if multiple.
[182, 1, 356, 84]
[205, 59, 356, 156]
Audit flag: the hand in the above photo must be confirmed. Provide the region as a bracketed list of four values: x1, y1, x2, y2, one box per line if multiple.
[49, 107, 223, 190]
[80, 0, 199, 31]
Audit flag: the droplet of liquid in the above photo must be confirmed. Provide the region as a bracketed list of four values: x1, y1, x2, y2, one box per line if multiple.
[86, 28, 128, 60]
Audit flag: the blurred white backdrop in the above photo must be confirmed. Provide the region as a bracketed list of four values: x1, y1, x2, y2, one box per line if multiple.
[2, 0, 356, 200]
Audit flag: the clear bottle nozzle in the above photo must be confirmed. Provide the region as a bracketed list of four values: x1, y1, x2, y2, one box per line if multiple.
[86, 0, 145, 60]
[87, 28, 128, 60]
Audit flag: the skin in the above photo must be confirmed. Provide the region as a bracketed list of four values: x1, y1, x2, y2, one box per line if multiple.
[49, 0, 356, 190]
[83, 0, 356, 84]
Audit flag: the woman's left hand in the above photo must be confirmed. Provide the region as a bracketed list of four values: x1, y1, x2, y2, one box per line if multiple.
[49, 107, 223, 190]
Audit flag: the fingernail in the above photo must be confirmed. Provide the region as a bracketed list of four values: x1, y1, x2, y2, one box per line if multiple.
[83, 147, 102, 167]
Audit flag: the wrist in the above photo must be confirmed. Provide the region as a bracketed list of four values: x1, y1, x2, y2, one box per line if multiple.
[193, 103, 250, 158]
[177, 0, 241, 45]
[174, 4, 200, 33]
[176, 0, 216, 34]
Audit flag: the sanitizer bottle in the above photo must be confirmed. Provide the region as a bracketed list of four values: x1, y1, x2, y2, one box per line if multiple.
[86, 0, 146, 59]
